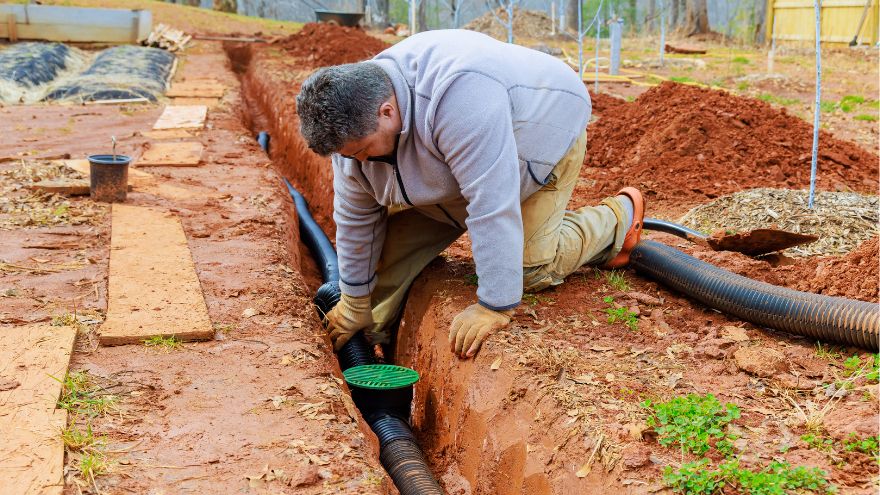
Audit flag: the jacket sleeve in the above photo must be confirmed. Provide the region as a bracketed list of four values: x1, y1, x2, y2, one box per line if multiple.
[332, 155, 386, 297]
[433, 73, 522, 310]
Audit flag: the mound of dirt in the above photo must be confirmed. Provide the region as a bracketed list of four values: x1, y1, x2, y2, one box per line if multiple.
[583, 82, 879, 213]
[795, 236, 879, 302]
[588, 90, 627, 116]
[464, 7, 554, 40]
[275, 22, 389, 67]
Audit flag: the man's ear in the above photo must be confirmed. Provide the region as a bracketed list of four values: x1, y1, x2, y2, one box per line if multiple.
[378, 99, 395, 119]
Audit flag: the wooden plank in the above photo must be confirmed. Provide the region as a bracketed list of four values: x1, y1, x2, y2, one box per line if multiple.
[28, 178, 90, 196]
[0, 324, 77, 495]
[152, 105, 207, 130]
[6, 13, 16, 42]
[142, 129, 196, 140]
[137, 141, 204, 167]
[99, 204, 213, 346]
[172, 97, 220, 107]
[166, 80, 226, 98]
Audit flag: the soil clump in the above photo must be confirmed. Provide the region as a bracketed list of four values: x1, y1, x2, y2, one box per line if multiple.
[275, 22, 389, 68]
[582, 82, 879, 216]
[464, 7, 554, 40]
[794, 236, 879, 301]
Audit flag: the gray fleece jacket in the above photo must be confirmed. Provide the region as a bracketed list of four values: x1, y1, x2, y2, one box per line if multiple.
[333, 29, 591, 310]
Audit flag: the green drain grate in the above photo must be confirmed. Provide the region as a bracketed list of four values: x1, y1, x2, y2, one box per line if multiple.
[343, 364, 419, 390]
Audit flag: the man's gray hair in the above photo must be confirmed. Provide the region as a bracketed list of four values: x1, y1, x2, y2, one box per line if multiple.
[296, 63, 393, 156]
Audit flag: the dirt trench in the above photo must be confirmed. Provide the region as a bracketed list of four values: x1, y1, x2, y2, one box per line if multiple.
[226, 29, 878, 495]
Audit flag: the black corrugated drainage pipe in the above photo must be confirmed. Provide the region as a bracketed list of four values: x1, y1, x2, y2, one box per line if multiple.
[631, 240, 879, 349]
[279, 170, 443, 495]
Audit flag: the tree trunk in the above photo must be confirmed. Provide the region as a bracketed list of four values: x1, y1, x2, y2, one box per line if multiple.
[566, 0, 578, 33]
[371, 0, 390, 26]
[626, 0, 637, 30]
[417, 0, 428, 32]
[670, 0, 683, 29]
[647, 0, 656, 33]
[752, 0, 767, 44]
[684, 0, 709, 36]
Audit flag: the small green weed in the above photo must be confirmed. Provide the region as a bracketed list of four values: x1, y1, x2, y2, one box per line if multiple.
[814, 343, 841, 360]
[670, 76, 696, 84]
[854, 114, 877, 122]
[642, 393, 740, 456]
[664, 458, 836, 495]
[603, 296, 638, 331]
[79, 451, 109, 485]
[757, 93, 799, 106]
[801, 432, 835, 453]
[839, 95, 865, 112]
[143, 335, 182, 352]
[54, 371, 117, 417]
[604, 270, 629, 291]
[842, 353, 879, 382]
[61, 423, 102, 451]
[819, 101, 838, 113]
[731, 56, 750, 64]
[736, 81, 750, 91]
[464, 273, 479, 286]
[844, 434, 879, 462]
[522, 293, 551, 306]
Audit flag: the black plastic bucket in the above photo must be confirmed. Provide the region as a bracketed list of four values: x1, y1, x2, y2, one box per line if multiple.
[88, 154, 131, 203]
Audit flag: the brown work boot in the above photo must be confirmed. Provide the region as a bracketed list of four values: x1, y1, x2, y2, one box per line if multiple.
[601, 187, 645, 269]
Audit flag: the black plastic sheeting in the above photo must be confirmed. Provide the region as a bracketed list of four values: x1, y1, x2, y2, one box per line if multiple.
[45, 45, 175, 102]
[0, 42, 72, 87]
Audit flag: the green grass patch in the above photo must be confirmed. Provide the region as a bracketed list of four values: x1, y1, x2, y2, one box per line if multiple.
[522, 293, 552, 306]
[731, 56, 750, 64]
[669, 76, 696, 84]
[854, 114, 877, 122]
[814, 342, 841, 360]
[78, 451, 109, 486]
[736, 81, 750, 91]
[665, 459, 835, 495]
[819, 101, 838, 113]
[604, 270, 630, 291]
[801, 432, 835, 453]
[643, 393, 740, 456]
[54, 371, 117, 417]
[61, 422, 103, 452]
[757, 93, 799, 106]
[143, 334, 183, 352]
[844, 434, 879, 462]
[603, 296, 638, 331]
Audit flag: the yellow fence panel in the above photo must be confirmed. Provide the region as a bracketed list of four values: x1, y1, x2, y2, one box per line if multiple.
[767, 0, 878, 45]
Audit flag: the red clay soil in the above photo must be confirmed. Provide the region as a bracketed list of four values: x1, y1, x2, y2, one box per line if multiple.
[582, 82, 879, 217]
[275, 22, 390, 68]
[794, 236, 879, 301]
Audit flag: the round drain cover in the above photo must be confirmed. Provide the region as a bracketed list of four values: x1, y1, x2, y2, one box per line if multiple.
[343, 364, 419, 390]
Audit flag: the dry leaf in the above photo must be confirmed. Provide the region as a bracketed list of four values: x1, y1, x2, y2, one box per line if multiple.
[280, 354, 293, 366]
[490, 355, 502, 370]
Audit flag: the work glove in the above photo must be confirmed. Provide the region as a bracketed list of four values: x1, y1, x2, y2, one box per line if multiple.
[324, 293, 373, 351]
[449, 303, 513, 359]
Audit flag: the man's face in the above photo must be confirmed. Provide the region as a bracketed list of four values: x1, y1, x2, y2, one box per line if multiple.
[338, 96, 401, 162]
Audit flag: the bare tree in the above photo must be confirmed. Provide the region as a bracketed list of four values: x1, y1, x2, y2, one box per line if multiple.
[683, 0, 709, 36]
[752, 0, 768, 44]
[370, 0, 390, 27]
[647, 0, 656, 32]
[418, 0, 428, 31]
[439, 0, 465, 27]
[670, 0, 683, 30]
[566, 0, 578, 32]
[487, 0, 519, 43]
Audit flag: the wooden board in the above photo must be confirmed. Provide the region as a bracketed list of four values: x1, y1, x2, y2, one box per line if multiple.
[142, 129, 195, 140]
[172, 97, 220, 107]
[152, 105, 207, 130]
[166, 80, 225, 98]
[99, 204, 213, 345]
[137, 141, 203, 167]
[59, 159, 207, 201]
[0, 4, 151, 43]
[0, 324, 77, 495]
[28, 178, 90, 195]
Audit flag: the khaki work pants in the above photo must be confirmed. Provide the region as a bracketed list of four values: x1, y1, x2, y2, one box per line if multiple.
[367, 130, 626, 344]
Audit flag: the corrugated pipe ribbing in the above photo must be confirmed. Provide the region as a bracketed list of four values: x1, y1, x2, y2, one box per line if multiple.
[630, 240, 879, 349]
